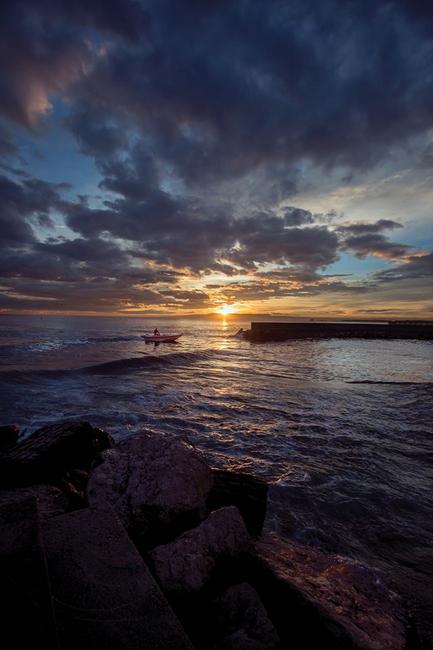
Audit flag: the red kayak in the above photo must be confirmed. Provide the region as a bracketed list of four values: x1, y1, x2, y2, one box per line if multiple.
[141, 334, 183, 343]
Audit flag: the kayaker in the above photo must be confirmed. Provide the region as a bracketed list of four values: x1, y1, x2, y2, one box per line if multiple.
[153, 327, 160, 336]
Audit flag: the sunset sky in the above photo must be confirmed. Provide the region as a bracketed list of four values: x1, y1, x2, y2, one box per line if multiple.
[1, 0, 433, 317]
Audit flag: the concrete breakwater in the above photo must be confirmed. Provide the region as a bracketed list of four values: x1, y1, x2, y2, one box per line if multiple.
[0, 420, 421, 649]
[245, 320, 433, 342]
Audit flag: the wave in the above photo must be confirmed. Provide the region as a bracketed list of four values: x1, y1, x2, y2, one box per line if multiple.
[84, 335, 141, 344]
[0, 350, 214, 381]
[31, 334, 142, 348]
[79, 350, 213, 374]
[3, 334, 141, 353]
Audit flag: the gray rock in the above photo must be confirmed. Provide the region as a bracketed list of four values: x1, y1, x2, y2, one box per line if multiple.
[150, 506, 250, 594]
[87, 432, 212, 545]
[43, 507, 194, 650]
[0, 420, 114, 486]
[212, 583, 279, 650]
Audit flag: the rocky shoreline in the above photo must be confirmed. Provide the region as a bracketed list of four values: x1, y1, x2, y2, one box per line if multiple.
[0, 421, 423, 649]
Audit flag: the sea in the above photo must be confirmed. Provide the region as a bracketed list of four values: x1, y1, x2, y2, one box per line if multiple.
[0, 314, 432, 642]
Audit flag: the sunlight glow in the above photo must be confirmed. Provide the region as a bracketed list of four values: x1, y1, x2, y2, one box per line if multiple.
[216, 304, 236, 316]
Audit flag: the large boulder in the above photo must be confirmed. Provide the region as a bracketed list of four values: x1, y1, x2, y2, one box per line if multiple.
[87, 432, 212, 546]
[0, 495, 56, 648]
[253, 533, 408, 650]
[150, 506, 250, 595]
[0, 420, 113, 486]
[43, 507, 194, 650]
[211, 582, 279, 650]
[207, 468, 268, 536]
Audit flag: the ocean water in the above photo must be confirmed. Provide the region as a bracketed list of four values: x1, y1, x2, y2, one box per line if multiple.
[1, 314, 432, 640]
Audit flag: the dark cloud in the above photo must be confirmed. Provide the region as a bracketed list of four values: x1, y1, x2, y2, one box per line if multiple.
[0, 174, 65, 249]
[0, 0, 150, 127]
[3, 0, 433, 169]
[373, 253, 433, 282]
[227, 217, 339, 270]
[206, 276, 373, 304]
[66, 107, 129, 158]
[98, 146, 160, 199]
[337, 220, 403, 235]
[336, 218, 412, 260]
[341, 233, 411, 260]
[0, 5, 90, 127]
[64, 0, 433, 188]
[283, 207, 315, 227]
[0, 125, 18, 158]
[0, 273, 211, 313]
[65, 191, 339, 273]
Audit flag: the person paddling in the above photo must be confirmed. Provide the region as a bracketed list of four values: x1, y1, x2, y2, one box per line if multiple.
[153, 327, 160, 337]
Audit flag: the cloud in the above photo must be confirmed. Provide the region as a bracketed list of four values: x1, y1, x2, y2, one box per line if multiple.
[65, 0, 433, 189]
[227, 217, 339, 270]
[341, 233, 412, 260]
[0, 125, 18, 158]
[336, 218, 413, 260]
[337, 219, 403, 235]
[373, 252, 433, 281]
[283, 207, 315, 226]
[0, 174, 66, 249]
[1, 1, 432, 314]
[0, 0, 150, 127]
[66, 107, 129, 158]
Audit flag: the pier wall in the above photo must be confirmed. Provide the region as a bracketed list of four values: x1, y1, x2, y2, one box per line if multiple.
[247, 321, 433, 342]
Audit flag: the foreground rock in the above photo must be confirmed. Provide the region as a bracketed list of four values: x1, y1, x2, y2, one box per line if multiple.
[150, 505, 250, 594]
[0, 420, 113, 486]
[43, 507, 194, 650]
[0, 424, 19, 450]
[0, 484, 73, 519]
[253, 533, 408, 650]
[211, 582, 279, 650]
[0, 422, 419, 649]
[207, 469, 268, 537]
[87, 432, 212, 546]
[0, 495, 56, 648]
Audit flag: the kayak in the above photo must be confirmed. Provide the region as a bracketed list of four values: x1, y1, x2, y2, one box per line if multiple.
[141, 334, 183, 343]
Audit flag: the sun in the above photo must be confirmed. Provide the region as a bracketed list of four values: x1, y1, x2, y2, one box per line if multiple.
[216, 304, 236, 316]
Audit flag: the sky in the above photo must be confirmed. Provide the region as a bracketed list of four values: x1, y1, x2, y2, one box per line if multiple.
[1, 0, 433, 318]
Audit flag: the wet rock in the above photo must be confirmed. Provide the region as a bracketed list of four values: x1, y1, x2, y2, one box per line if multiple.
[87, 432, 212, 546]
[253, 533, 408, 650]
[207, 469, 268, 536]
[212, 582, 279, 650]
[0, 484, 75, 519]
[43, 507, 194, 650]
[0, 495, 56, 648]
[0, 420, 114, 486]
[150, 506, 250, 594]
[0, 424, 19, 449]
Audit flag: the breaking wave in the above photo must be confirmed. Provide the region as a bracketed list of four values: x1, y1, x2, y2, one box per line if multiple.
[77, 350, 213, 374]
